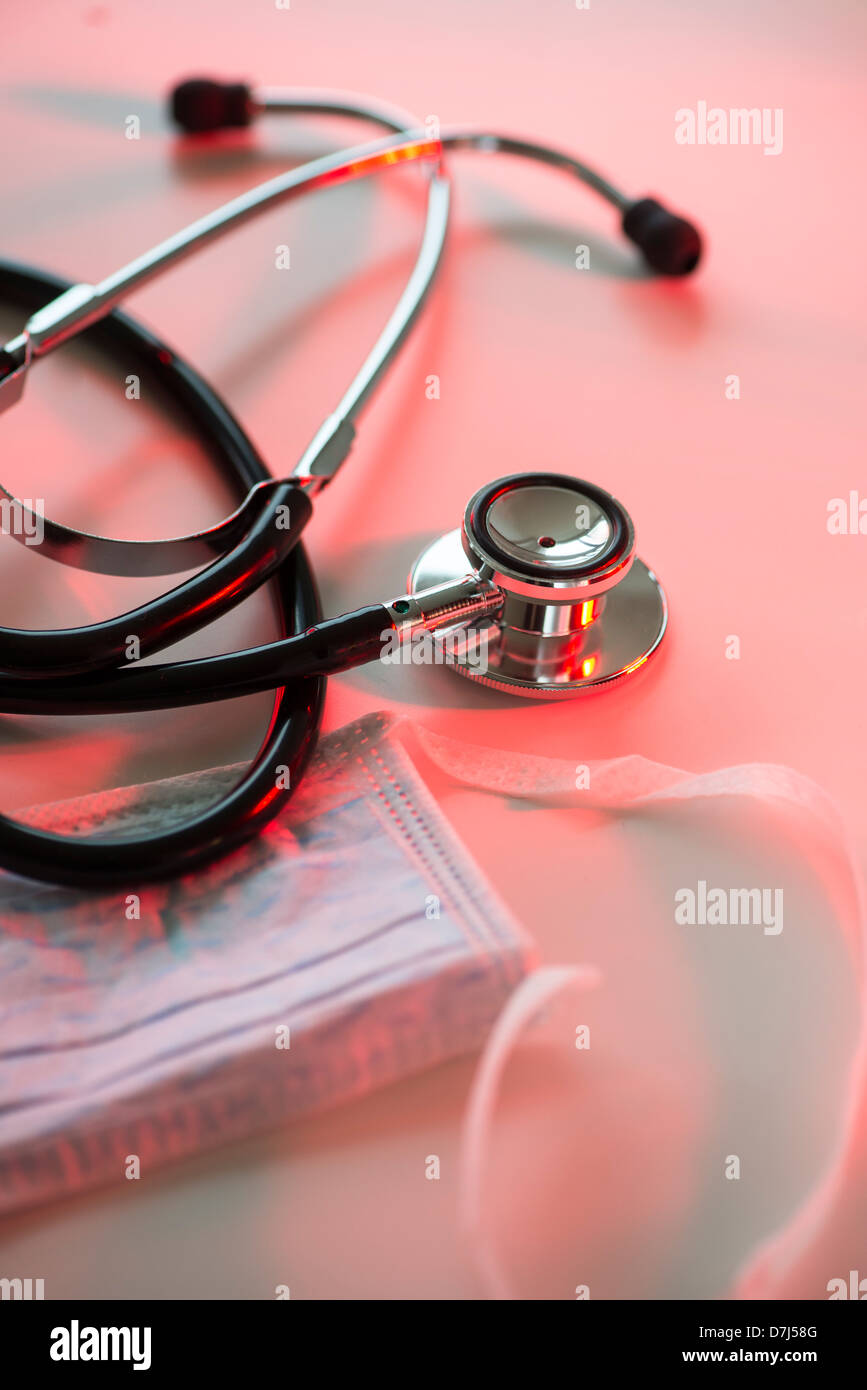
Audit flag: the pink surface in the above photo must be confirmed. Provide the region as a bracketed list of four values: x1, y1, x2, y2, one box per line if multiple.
[0, 0, 865, 1298]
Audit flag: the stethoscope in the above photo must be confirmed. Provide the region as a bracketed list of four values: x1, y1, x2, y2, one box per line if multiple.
[0, 76, 702, 887]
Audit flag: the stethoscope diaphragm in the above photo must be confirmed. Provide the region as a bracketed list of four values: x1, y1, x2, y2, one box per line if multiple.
[409, 472, 667, 696]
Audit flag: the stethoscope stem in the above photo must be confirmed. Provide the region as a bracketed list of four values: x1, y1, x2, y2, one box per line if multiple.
[0, 578, 502, 715]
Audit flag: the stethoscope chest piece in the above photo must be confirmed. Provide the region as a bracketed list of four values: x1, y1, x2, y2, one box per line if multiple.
[409, 472, 667, 697]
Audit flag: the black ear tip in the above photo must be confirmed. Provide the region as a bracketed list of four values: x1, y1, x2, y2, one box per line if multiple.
[622, 197, 703, 276]
[169, 77, 252, 134]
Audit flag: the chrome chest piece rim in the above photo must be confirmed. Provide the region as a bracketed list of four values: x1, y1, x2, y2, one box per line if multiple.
[408, 472, 668, 698]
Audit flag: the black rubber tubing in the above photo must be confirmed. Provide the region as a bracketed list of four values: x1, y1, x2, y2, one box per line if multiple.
[0, 259, 325, 888]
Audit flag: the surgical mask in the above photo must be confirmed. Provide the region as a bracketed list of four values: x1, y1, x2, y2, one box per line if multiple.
[0, 711, 533, 1214]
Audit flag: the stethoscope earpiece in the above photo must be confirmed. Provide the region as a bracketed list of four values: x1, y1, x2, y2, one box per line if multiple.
[170, 77, 254, 134]
[409, 473, 667, 696]
[621, 197, 702, 277]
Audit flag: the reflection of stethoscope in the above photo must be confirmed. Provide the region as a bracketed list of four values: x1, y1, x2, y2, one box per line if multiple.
[0, 77, 702, 886]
